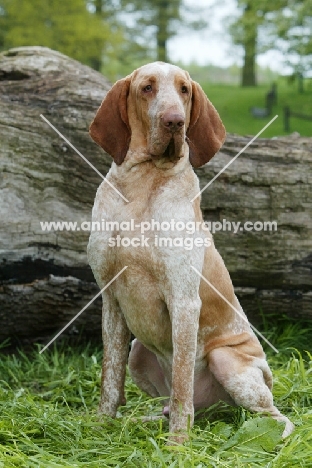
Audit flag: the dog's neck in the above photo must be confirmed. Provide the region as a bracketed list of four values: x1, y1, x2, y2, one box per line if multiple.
[108, 144, 201, 210]
[121, 141, 191, 174]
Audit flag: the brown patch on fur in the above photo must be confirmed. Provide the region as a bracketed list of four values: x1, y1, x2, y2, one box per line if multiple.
[187, 81, 226, 167]
[205, 332, 265, 360]
[89, 77, 131, 165]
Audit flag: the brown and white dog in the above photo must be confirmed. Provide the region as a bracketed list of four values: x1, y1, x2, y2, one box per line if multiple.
[87, 62, 294, 443]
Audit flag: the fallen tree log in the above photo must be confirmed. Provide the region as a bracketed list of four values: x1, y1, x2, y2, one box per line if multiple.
[0, 47, 311, 345]
[198, 133, 312, 323]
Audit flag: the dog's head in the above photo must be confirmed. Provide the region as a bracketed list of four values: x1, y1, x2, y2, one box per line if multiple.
[89, 62, 226, 168]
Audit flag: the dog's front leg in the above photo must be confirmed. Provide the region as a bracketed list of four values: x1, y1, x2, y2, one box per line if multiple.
[169, 299, 201, 443]
[99, 292, 130, 417]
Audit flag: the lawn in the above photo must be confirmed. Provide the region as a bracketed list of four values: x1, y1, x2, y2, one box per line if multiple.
[201, 80, 312, 138]
[0, 314, 311, 467]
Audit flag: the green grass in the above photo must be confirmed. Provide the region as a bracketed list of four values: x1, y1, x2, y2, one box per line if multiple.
[0, 315, 311, 467]
[201, 80, 312, 138]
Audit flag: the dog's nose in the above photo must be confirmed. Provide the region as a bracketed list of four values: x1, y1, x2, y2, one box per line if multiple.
[161, 112, 185, 132]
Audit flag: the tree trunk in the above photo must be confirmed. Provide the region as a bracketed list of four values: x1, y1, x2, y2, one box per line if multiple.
[0, 46, 112, 345]
[241, 3, 257, 87]
[0, 47, 311, 346]
[90, 0, 103, 71]
[156, 0, 169, 62]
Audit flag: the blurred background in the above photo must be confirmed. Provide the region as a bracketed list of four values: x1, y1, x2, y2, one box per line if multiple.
[0, 0, 311, 136]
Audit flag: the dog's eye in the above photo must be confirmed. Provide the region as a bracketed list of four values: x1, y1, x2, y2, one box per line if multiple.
[143, 84, 152, 93]
[181, 86, 188, 94]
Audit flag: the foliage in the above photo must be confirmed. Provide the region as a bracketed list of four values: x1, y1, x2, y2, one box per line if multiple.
[228, 0, 287, 86]
[95, 0, 209, 77]
[0, 0, 122, 68]
[270, 0, 312, 76]
[86, 0, 155, 74]
[0, 0, 208, 79]
[218, 417, 285, 452]
[119, 0, 207, 62]
[229, 0, 287, 49]
[0, 314, 311, 466]
[228, 0, 312, 83]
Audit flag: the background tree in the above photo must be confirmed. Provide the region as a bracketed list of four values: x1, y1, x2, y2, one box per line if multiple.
[87, 0, 150, 74]
[120, 0, 207, 63]
[87, 0, 122, 71]
[229, 0, 287, 86]
[0, 0, 208, 79]
[241, 2, 257, 87]
[271, 0, 312, 90]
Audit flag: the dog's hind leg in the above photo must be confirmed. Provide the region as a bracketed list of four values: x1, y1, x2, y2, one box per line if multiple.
[128, 339, 170, 400]
[208, 345, 295, 438]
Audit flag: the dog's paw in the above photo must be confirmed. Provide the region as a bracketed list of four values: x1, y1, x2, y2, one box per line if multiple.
[166, 432, 188, 446]
[97, 403, 117, 418]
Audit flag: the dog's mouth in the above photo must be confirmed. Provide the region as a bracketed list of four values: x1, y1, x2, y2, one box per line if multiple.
[150, 133, 184, 164]
[163, 138, 176, 158]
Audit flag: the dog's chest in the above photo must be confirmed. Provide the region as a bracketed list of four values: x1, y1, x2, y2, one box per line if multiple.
[88, 166, 206, 347]
[89, 167, 199, 259]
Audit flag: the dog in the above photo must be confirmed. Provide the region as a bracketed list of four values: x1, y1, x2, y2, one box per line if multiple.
[87, 62, 294, 443]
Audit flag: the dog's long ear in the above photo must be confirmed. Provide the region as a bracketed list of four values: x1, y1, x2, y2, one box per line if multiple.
[89, 77, 131, 165]
[187, 81, 226, 168]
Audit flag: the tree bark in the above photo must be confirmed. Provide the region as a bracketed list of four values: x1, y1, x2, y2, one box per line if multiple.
[198, 133, 312, 323]
[0, 47, 311, 346]
[0, 46, 112, 344]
